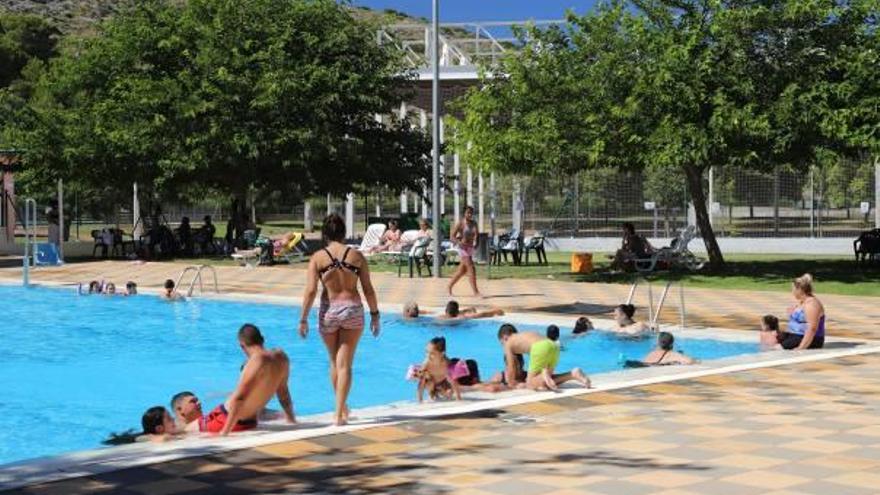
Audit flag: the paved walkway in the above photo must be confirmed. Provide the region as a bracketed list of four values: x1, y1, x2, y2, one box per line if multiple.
[8, 354, 880, 495]
[2, 260, 879, 339]
[2, 260, 880, 494]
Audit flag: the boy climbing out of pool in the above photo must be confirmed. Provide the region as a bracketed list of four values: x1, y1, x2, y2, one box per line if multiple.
[203, 324, 296, 435]
[497, 323, 591, 390]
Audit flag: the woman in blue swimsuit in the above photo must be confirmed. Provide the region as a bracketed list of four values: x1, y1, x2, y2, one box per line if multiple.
[780, 273, 826, 350]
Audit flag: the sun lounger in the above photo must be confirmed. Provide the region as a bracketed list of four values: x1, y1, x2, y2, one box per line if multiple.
[634, 226, 704, 273]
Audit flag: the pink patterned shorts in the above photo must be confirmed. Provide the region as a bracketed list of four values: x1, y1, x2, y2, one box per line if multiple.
[319, 298, 364, 335]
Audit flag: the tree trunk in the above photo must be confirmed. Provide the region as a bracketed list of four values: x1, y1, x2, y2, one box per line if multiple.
[684, 164, 725, 268]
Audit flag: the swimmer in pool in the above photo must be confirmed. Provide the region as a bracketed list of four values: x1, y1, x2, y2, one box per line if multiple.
[125, 281, 138, 296]
[171, 391, 204, 432]
[639, 332, 695, 366]
[497, 323, 590, 390]
[435, 300, 504, 322]
[759, 314, 782, 349]
[571, 316, 594, 337]
[162, 279, 185, 301]
[402, 301, 434, 319]
[611, 304, 653, 336]
[139, 406, 179, 442]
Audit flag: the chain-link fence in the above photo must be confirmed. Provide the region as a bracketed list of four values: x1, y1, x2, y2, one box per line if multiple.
[4, 159, 876, 244]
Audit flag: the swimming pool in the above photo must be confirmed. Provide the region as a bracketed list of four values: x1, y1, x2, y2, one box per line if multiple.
[0, 284, 759, 466]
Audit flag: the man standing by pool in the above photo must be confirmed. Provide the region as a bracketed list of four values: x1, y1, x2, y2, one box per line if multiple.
[497, 324, 591, 390]
[202, 324, 296, 435]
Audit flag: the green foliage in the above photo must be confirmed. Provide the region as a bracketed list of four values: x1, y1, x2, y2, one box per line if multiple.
[0, 12, 58, 90]
[451, 0, 880, 266]
[8, 0, 431, 214]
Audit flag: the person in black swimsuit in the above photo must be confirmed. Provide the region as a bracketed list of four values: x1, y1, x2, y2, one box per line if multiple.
[299, 215, 380, 426]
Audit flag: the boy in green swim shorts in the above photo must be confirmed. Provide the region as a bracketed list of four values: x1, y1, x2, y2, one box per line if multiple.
[527, 325, 564, 391]
[498, 324, 591, 391]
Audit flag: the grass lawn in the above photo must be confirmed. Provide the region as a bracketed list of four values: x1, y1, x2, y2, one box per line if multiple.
[364, 251, 880, 297]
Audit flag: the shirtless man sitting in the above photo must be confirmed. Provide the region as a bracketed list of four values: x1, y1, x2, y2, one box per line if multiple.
[497, 324, 590, 390]
[201, 324, 296, 435]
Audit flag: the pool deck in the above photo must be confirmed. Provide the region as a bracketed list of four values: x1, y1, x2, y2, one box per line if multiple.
[2, 260, 880, 494]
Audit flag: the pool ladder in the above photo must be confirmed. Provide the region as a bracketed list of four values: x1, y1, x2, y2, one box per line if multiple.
[626, 276, 686, 330]
[174, 264, 219, 297]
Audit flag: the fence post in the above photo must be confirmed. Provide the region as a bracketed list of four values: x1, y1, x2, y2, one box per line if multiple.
[420, 109, 428, 219]
[773, 166, 780, 235]
[875, 156, 879, 229]
[478, 173, 484, 232]
[439, 116, 446, 215]
[708, 167, 714, 227]
[345, 193, 354, 238]
[573, 172, 580, 236]
[57, 179, 64, 262]
[453, 151, 461, 223]
[809, 167, 815, 238]
[304, 201, 312, 231]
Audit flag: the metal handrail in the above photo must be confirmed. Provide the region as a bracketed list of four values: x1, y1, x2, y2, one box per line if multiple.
[173, 264, 219, 297]
[626, 276, 686, 330]
[22, 198, 36, 286]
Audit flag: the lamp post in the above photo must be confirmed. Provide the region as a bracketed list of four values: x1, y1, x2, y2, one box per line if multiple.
[431, 0, 442, 277]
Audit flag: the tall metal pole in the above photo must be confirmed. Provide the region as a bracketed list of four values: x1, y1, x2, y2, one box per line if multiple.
[431, 0, 441, 277]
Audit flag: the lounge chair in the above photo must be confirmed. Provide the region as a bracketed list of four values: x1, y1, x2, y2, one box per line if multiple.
[634, 226, 704, 273]
[231, 247, 261, 268]
[493, 229, 523, 265]
[350, 223, 387, 253]
[274, 232, 308, 264]
[395, 236, 433, 277]
[523, 233, 547, 265]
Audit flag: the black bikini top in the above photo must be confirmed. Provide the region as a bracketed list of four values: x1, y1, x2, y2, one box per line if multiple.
[318, 247, 360, 278]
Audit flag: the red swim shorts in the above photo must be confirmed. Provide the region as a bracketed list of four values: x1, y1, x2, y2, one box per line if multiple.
[199, 404, 258, 433]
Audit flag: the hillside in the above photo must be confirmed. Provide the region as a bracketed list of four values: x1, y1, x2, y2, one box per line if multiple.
[0, 1, 427, 33]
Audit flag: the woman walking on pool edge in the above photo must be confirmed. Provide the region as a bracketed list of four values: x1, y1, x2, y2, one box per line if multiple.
[448, 205, 482, 297]
[300, 214, 380, 426]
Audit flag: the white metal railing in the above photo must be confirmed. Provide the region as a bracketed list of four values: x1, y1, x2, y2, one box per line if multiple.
[626, 276, 686, 330]
[22, 198, 37, 286]
[378, 20, 565, 69]
[174, 264, 219, 297]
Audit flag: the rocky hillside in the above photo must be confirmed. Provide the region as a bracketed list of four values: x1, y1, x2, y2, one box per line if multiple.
[0, 0, 122, 32]
[0, 1, 425, 33]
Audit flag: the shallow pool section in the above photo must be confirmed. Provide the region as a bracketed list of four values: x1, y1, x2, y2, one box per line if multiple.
[0, 284, 759, 465]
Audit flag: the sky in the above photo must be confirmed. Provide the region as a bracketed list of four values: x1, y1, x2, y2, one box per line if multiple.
[350, 1, 602, 23]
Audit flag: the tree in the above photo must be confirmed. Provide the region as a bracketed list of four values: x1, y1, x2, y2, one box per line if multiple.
[10, 0, 431, 228]
[452, 0, 879, 268]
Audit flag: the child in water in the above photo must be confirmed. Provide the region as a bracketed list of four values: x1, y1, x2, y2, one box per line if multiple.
[759, 314, 782, 349]
[409, 337, 470, 402]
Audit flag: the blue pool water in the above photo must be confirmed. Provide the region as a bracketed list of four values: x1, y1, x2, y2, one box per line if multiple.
[0, 284, 759, 466]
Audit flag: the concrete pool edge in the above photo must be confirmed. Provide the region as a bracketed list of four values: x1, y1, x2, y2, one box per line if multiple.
[2, 335, 878, 491]
[2, 280, 878, 491]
